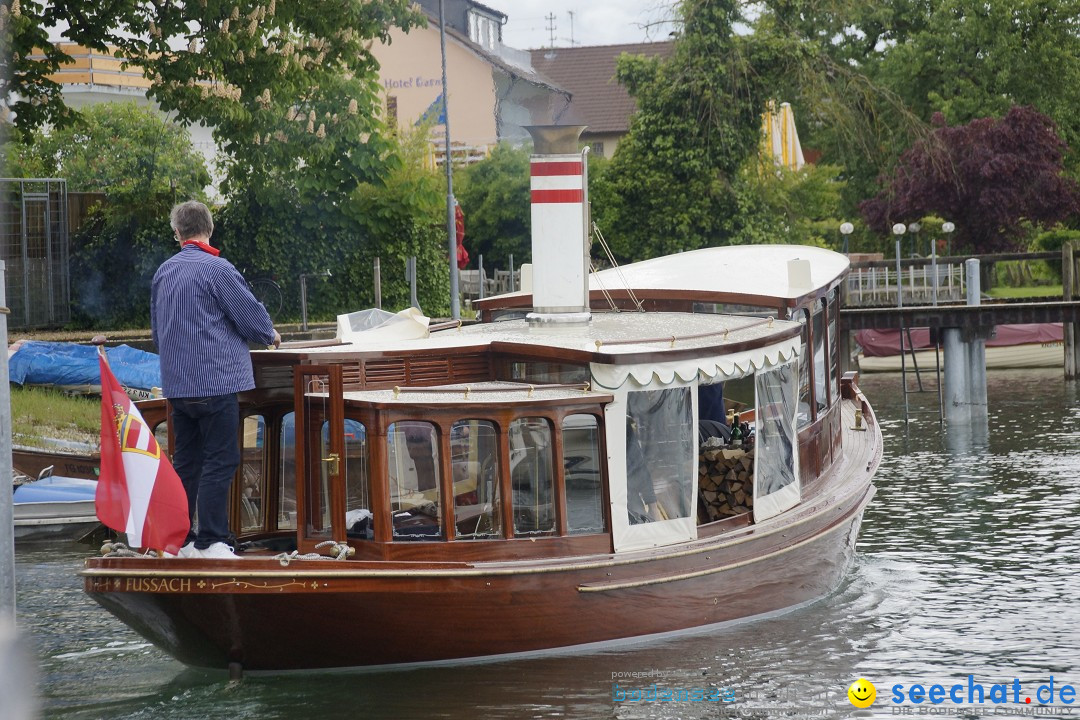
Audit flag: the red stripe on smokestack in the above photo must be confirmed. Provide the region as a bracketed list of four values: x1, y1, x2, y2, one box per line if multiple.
[530, 161, 583, 177]
[531, 189, 584, 204]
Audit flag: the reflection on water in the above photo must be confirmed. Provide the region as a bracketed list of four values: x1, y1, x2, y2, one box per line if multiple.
[10, 369, 1080, 719]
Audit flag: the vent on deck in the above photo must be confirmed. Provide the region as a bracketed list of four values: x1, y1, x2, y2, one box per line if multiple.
[255, 365, 293, 389]
[356, 354, 492, 388]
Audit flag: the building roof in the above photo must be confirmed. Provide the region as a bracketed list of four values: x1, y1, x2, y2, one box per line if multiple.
[418, 9, 567, 95]
[529, 42, 674, 134]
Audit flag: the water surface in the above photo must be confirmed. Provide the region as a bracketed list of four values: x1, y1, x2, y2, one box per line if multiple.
[13, 368, 1080, 719]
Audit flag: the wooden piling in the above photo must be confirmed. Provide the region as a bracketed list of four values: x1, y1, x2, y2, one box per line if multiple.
[1065, 242, 1078, 379]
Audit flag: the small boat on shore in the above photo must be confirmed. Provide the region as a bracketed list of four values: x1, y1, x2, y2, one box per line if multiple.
[856, 323, 1064, 372]
[14, 475, 101, 542]
[81, 126, 881, 673]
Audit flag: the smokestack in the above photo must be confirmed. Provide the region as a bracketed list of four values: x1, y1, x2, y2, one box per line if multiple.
[524, 125, 591, 326]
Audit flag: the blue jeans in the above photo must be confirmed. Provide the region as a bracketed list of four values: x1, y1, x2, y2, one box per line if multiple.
[170, 394, 240, 549]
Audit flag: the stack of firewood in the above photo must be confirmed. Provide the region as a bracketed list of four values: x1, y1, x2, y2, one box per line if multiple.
[698, 444, 755, 521]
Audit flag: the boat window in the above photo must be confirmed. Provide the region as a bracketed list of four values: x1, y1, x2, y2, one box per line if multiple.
[755, 360, 799, 499]
[306, 418, 341, 540]
[451, 419, 501, 540]
[813, 301, 828, 413]
[796, 309, 812, 428]
[342, 419, 372, 540]
[626, 387, 694, 525]
[388, 421, 443, 541]
[279, 412, 297, 530]
[239, 414, 265, 533]
[563, 414, 605, 535]
[828, 290, 840, 404]
[501, 360, 590, 385]
[510, 417, 556, 536]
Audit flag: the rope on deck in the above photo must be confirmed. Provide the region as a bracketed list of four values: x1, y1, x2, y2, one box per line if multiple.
[273, 540, 355, 566]
[99, 542, 149, 558]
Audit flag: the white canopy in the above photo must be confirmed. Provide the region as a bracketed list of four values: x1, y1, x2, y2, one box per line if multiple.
[590, 335, 801, 390]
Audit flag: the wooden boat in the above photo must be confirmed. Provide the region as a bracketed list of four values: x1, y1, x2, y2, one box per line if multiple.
[12, 446, 101, 481]
[81, 127, 881, 673]
[856, 324, 1064, 372]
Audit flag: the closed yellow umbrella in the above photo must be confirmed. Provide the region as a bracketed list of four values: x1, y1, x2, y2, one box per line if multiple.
[761, 101, 805, 171]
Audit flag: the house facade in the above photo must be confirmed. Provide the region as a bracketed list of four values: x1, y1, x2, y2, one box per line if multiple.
[373, 3, 570, 157]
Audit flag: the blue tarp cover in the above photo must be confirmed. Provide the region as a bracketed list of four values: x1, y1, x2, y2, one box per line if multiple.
[9, 341, 160, 391]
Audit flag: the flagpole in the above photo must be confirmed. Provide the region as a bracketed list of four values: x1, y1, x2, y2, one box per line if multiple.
[439, 0, 461, 320]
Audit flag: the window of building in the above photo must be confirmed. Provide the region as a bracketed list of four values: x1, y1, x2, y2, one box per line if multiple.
[468, 10, 500, 50]
[386, 95, 398, 127]
[590, 141, 605, 156]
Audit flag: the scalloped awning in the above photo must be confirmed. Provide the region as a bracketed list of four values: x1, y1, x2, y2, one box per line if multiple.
[590, 336, 801, 390]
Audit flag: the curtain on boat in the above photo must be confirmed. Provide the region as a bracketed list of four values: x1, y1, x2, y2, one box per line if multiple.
[753, 358, 801, 522]
[604, 380, 698, 553]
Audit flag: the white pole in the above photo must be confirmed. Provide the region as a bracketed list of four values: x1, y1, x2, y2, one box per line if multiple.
[1, 260, 15, 618]
[439, 0, 460, 320]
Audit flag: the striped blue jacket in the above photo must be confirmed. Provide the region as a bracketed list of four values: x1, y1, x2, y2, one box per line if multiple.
[150, 244, 275, 398]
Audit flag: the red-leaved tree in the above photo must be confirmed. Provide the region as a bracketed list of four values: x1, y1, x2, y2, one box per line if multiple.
[861, 106, 1080, 252]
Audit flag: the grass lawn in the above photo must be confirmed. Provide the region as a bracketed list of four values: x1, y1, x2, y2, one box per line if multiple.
[10, 386, 100, 449]
[987, 285, 1063, 299]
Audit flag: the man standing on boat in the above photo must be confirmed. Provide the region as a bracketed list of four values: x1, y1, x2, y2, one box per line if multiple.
[150, 201, 281, 559]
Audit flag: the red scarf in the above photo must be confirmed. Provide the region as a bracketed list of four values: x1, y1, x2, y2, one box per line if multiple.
[183, 240, 220, 257]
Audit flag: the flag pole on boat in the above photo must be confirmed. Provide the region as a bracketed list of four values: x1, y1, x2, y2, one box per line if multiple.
[438, 0, 461, 320]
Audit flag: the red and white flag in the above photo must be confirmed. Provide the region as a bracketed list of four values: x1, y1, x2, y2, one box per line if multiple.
[97, 351, 189, 553]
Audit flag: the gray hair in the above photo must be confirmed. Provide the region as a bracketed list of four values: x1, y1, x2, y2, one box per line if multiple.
[170, 201, 214, 241]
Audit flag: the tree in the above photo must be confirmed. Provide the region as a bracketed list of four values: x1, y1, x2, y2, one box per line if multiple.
[214, 126, 450, 320]
[455, 144, 531, 266]
[595, 0, 773, 261]
[752, 0, 1080, 208]
[6, 102, 210, 208]
[3, 0, 424, 197]
[860, 106, 1080, 252]
[3, 103, 211, 327]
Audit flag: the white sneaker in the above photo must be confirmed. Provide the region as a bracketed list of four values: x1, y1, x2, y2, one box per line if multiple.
[196, 542, 239, 559]
[162, 542, 196, 558]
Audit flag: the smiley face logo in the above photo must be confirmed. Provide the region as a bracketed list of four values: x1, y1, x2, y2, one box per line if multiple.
[847, 678, 876, 708]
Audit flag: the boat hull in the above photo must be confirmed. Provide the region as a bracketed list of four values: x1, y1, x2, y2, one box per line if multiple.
[84, 482, 872, 671]
[857, 342, 1063, 372]
[14, 477, 101, 541]
[12, 447, 100, 481]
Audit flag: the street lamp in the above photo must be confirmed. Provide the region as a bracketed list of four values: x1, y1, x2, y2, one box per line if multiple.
[908, 221, 921, 257]
[892, 223, 906, 308]
[839, 221, 854, 254]
[941, 221, 955, 257]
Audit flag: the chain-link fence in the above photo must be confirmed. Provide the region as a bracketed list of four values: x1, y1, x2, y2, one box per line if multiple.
[0, 179, 70, 328]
